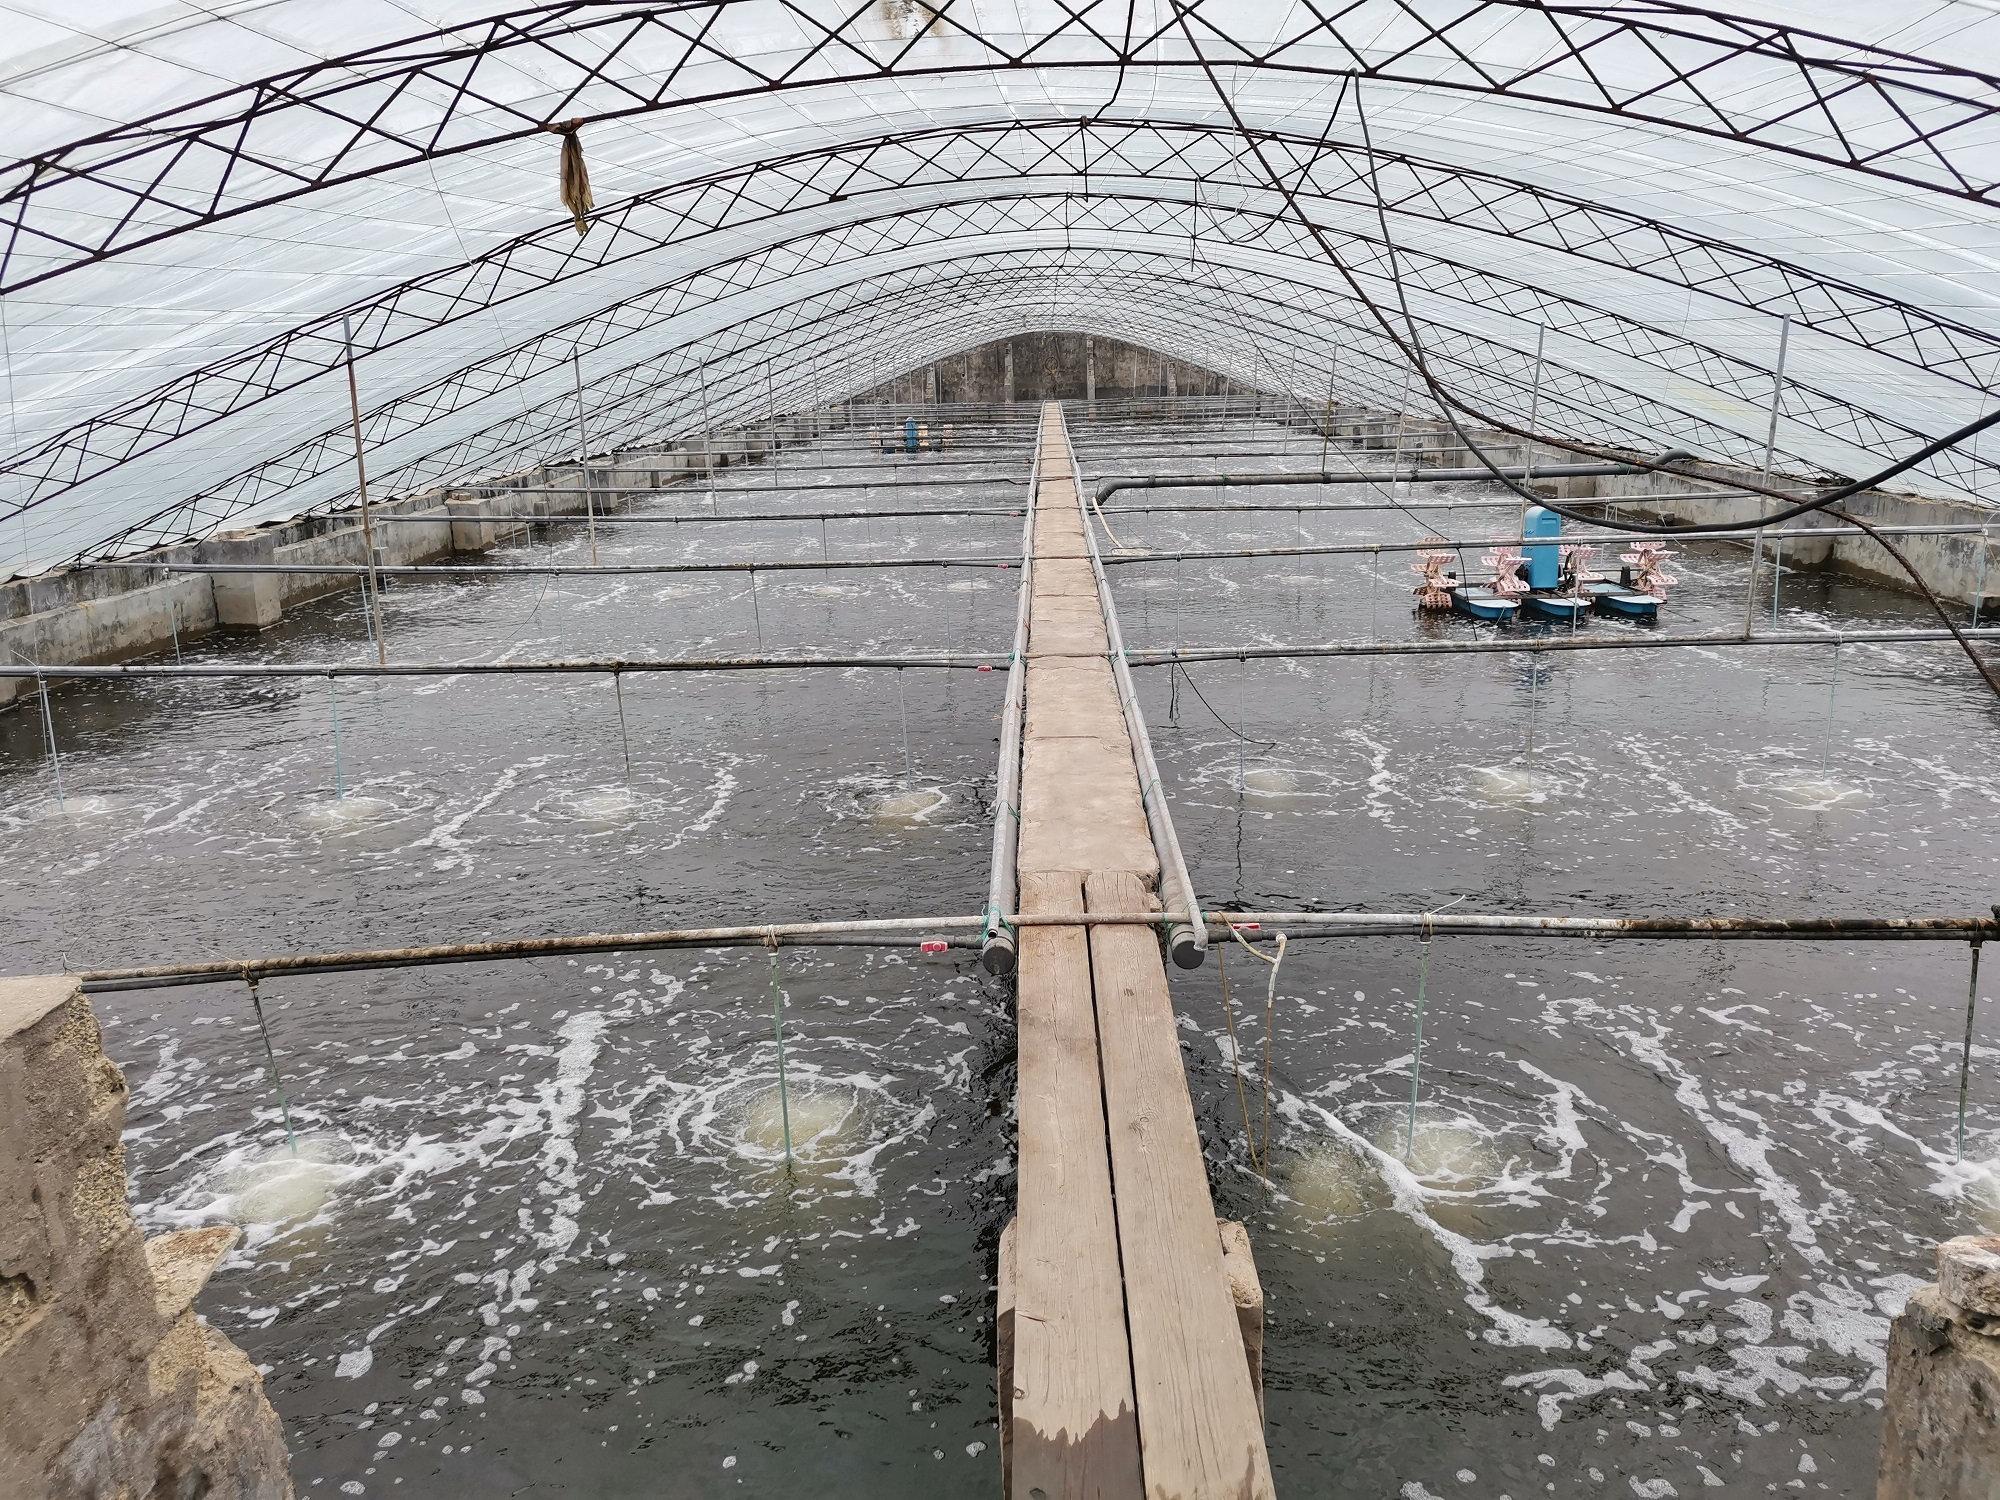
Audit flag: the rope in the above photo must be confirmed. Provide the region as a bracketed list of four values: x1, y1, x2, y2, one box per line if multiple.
[1215, 941, 1263, 1178]
[1223, 921, 1288, 1176]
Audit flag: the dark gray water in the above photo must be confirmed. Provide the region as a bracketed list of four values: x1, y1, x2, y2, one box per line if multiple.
[3, 409, 1996, 1497]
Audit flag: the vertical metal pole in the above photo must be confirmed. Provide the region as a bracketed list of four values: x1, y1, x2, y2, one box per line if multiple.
[1521, 325, 1546, 524]
[748, 566, 762, 649]
[327, 675, 345, 800]
[611, 671, 633, 790]
[766, 943, 795, 1171]
[572, 354, 599, 565]
[1318, 356, 1335, 478]
[1405, 939, 1431, 1162]
[896, 668, 913, 785]
[767, 360, 780, 475]
[37, 672, 65, 813]
[1771, 538, 1783, 624]
[1960, 942, 1984, 1163]
[1525, 659, 1540, 759]
[340, 315, 389, 665]
[245, 977, 300, 1157]
[698, 359, 718, 511]
[169, 599, 182, 664]
[1974, 524, 1993, 628]
[1743, 315, 1792, 639]
[1368, 546, 1381, 641]
[1819, 640, 1842, 777]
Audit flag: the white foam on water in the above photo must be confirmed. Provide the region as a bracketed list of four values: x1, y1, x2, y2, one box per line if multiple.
[1283, 1139, 1386, 1222]
[862, 783, 950, 827]
[737, 1083, 864, 1169]
[1340, 727, 1404, 824]
[1614, 735, 1745, 833]
[1371, 1113, 1505, 1187]
[1239, 766, 1301, 799]
[1465, 763, 1564, 806]
[189, 1132, 365, 1231]
[1286, 1099, 1571, 1351]
[463, 1010, 607, 1403]
[942, 578, 990, 592]
[652, 1061, 926, 1204]
[1764, 774, 1869, 811]
[301, 794, 399, 829]
[547, 784, 647, 824]
[408, 757, 546, 871]
[20, 792, 121, 822]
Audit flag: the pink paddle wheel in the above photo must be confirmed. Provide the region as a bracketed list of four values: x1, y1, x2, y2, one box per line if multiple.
[1410, 539, 1455, 610]
[1481, 546, 1529, 597]
[1559, 542, 1597, 596]
[1619, 541, 1679, 600]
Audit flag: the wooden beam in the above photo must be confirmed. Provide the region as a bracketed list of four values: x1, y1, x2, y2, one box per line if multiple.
[1011, 868, 1142, 1498]
[1087, 870, 1275, 1500]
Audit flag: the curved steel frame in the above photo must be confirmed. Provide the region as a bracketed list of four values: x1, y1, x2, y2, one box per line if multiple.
[12, 117, 1996, 519]
[4, 0, 1997, 295]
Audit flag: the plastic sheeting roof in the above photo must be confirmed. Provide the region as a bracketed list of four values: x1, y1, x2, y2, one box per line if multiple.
[0, 1, 1996, 573]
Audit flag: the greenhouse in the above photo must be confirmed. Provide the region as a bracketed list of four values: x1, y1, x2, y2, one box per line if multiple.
[1, 4, 1999, 1498]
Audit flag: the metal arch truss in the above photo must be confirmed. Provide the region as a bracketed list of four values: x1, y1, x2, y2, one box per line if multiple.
[80, 240, 1820, 564]
[5, 1, 2000, 295]
[12, 118, 2000, 521]
[32, 188, 2000, 565]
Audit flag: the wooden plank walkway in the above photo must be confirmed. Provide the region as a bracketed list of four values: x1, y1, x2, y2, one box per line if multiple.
[1004, 404, 1275, 1499]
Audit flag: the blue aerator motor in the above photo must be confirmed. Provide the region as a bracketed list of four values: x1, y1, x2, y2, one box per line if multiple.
[1523, 504, 1563, 590]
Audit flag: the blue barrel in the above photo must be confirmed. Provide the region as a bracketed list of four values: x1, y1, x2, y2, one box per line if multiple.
[1523, 504, 1562, 590]
[903, 417, 919, 453]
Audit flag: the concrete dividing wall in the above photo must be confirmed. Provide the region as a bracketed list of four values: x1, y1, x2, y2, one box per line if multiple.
[0, 406, 852, 711]
[0, 976, 293, 1498]
[855, 333, 1245, 405]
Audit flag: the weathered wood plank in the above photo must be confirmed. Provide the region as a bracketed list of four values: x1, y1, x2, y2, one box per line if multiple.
[1012, 867, 1142, 1499]
[1086, 870, 1276, 1500]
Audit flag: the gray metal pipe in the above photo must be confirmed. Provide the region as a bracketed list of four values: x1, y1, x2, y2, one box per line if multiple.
[74, 906, 2000, 996]
[1195, 911, 2000, 943]
[1099, 490, 1774, 516]
[78, 914, 987, 993]
[0, 652, 1008, 682]
[1124, 626, 2000, 668]
[1095, 461, 1656, 504]
[367, 506, 1020, 525]
[1068, 433, 1207, 969]
[89, 555, 1021, 579]
[1095, 521, 2000, 566]
[466, 479, 1028, 495]
[981, 424, 1043, 977]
